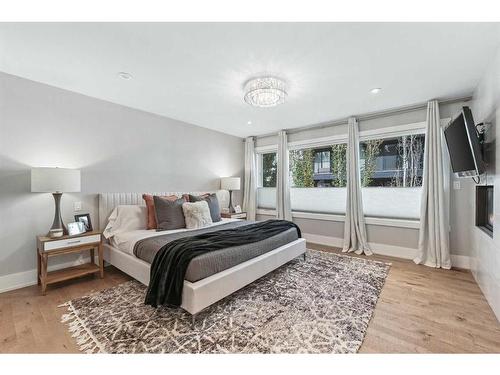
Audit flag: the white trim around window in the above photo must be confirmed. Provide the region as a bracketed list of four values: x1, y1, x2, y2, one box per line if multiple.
[288, 120, 429, 150]
[256, 209, 420, 229]
[255, 144, 278, 153]
[288, 133, 347, 150]
[255, 118, 450, 153]
[358, 121, 427, 141]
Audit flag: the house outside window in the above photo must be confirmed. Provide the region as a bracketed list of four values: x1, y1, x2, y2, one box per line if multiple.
[290, 144, 347, 188]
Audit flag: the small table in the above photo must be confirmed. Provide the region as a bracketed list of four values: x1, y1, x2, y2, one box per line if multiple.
[221, 212, 247, 220]
[37, 231, 103, 295]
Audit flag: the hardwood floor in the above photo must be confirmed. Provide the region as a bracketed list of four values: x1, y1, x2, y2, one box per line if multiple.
[1, 244, 499, 353]
[0, 267, 131, 353]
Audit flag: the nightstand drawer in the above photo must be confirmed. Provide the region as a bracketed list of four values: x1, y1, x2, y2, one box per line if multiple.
[44, 234, 101, 251]
[221, 212, 247, 219]
[230, 213, 247, 219]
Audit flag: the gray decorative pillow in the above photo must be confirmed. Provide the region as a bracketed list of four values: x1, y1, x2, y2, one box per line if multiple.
[188, 193, 221, 222]
[154, 196, 186, 230]
[182, 201, 213, 229]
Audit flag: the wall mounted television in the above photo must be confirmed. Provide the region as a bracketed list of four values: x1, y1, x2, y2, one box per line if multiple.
[444, 106, 485, 178]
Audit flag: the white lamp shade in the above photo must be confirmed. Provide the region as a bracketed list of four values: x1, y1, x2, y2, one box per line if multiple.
[220, 177, 240, 191]
[31, 167, 81, 193]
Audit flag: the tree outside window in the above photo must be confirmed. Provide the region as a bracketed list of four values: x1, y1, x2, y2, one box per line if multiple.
[289, 144, 347, 187]
[261, 153, 277, 187]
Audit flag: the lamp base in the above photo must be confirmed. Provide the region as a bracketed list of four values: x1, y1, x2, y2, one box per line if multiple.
[228, 190, 235, 213]
[48, 192, 67, 237]
[48, 229, 64, 238]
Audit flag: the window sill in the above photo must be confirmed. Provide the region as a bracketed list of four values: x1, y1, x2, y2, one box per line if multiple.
[256, 209, 420, 229]
[477, 225, 493, 239]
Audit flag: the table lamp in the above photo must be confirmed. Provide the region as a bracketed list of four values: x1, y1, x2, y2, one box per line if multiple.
[220, 177, 240, 213]
[31, 167, 81, 237]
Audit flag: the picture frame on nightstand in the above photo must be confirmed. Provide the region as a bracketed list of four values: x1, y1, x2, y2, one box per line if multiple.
[75, 213, 93, 232]
[67, 221, 85, 236]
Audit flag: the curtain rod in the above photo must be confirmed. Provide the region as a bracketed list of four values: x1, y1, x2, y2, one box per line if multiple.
[250, 95, 472, 140]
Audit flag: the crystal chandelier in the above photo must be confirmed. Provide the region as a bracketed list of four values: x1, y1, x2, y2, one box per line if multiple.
[244, 76, 287, 108]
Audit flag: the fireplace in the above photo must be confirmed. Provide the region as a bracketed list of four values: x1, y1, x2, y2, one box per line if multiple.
[476, 185, 494, 237]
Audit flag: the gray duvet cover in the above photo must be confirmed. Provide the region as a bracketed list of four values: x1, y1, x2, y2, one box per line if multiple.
[133, 221, 299, 282]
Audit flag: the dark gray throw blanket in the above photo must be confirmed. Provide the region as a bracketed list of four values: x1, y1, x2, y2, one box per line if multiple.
[145, 219, 301, 308]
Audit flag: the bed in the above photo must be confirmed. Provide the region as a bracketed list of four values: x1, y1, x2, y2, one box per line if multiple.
[98, 191, 306, 323]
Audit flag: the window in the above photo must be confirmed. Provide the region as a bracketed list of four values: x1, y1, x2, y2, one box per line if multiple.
[261, 152, 277, 187]
[290, 144, 347, 188]
[314, 149, 331, 174]
[288, 144, 347, 214]
[255, 126, 426, 221]
[359, 134, 425, 187]
[257, 152, 277, 209]
[359, 133, 425, 220]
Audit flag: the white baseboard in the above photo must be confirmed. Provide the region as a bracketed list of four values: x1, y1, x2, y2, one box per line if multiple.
[368, 242, 418, 260]
[0, 255, 92, 294]
[303, 232, 417, 259]
[302, 233, 344, 248]
[303, 232, 471, 269]
[450, 255, 471, 270]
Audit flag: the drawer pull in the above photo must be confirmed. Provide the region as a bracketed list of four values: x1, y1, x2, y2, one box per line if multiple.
[67, 240, 81, 244]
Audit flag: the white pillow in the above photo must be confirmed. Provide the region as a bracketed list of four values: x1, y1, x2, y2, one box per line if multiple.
[103, 205, 148, 239]
[182, 201, 213, 229]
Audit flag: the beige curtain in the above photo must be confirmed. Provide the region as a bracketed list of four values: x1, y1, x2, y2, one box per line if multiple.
[242, 136, 257, 221]
[343, 117, 371, 255]
[276, 130, 292, 220]
[414, 100, 451, 269]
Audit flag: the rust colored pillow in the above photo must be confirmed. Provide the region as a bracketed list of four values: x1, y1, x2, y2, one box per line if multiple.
[142, 194, 188, 229]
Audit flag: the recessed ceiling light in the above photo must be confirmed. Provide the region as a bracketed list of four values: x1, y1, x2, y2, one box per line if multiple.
[118, 72, 132, 80]
[370, 87, 382, 94]
[247, 121, 252, 125]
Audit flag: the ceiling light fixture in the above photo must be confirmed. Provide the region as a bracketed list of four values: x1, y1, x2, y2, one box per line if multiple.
[244, 76, 287, 108]
[247, 121, 252, 125]
[118, 72, 133, 80]
[370, 87, 382, 94]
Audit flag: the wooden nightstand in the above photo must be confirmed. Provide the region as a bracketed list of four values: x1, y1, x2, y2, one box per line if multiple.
[221, 212, 247, 220]
[37, 231, 103, 295]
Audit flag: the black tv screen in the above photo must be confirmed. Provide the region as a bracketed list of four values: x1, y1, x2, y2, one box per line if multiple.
[444, 107, 485, 177]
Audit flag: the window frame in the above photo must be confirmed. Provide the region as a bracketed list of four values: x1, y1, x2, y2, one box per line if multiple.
[359, 133, 426, 188]
[255, 145, 278, 188]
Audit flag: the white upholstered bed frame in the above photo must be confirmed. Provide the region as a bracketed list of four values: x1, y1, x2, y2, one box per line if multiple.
[98, 191, 307, 320]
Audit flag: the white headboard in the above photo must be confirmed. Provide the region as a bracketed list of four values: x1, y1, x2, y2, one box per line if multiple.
[98, 190, 230, 230]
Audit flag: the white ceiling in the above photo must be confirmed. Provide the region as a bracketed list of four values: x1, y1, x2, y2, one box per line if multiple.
[1, 23, 500, 138]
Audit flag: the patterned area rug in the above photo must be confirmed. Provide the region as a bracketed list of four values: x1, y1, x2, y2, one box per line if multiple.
[60, 249, 390, 353]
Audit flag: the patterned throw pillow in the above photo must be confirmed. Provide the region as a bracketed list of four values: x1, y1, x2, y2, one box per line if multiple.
[188, 193, 221, 222]
[182, 201, 213, 229]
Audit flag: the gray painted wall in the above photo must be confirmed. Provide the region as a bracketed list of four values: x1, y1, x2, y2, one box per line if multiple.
[256, 101, 470, 256]
[0, 72, 244, 278]
[467, 47, 500, 320]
